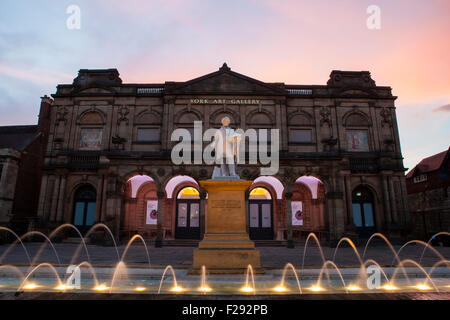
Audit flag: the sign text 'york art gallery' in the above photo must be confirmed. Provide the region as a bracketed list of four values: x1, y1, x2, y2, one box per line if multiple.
[190, 98, 260, 105]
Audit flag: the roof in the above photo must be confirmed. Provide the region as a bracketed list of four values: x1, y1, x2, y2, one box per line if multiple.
[0, 125, 39, 151]
[406, 147, 450, 178]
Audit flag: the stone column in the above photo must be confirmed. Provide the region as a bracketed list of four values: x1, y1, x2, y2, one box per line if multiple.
[100, 176, 108, 222]
[343, 174, 352, 226]
[155, 190, 165, 248]
[245, 189, 250, 234]
[199, 189, 207, 237]
[55, 174, 66, 222]
[49, 175, 61, 222]
[37, 174, 49, 219]
[285, 191, 294, 248]
[381, 174, 392, 225]
[388, 176, 398, 224]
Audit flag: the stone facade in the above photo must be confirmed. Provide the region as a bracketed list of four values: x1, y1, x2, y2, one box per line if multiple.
[35, 64, 410, 243]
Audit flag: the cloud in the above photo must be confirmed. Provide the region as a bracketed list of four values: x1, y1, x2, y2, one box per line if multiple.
[0, 64, 72, 85]
[433, 104, 450, 112]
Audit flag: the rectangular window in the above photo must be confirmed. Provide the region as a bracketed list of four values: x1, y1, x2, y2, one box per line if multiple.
[190, 203, 200, 227]
[80, 128, 103, 150]
[74, 202, 85, 226]
[261, 203, 271, 228]
[177, 203, 187, 227]
[352, 204, 362, 227]
[289, 129, 312, 143]
[413, 174, 427, 184]
[346, 130, 369, 151]
[249, 203, 259, 228]
[137, 128, 160, 142]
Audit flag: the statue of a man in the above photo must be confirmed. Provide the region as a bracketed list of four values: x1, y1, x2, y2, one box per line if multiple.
[211, 116, 241, 179]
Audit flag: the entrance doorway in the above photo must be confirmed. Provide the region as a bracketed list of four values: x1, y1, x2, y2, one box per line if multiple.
[175, 187, 200, 239]
[352, 186, 376, 237]
[248, 187, 273, 240]
[73, 185, 97, 234]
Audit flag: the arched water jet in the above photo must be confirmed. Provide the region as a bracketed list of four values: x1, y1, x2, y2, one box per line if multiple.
[16, 231, 62, 266]
[158, 265, 181, 294]
[426, 260, 450, 281]
[393, 240, 449, 267]
[332, 237, 363, 265]
[361, 259, 390, 283]
[109, 261, 128, 293]
[301, 233, 326, 273]
[69, 223, 120, 265]
[419, 232, 450, 265]
[362, 233, 401, 265]
[0, 265, 25, 286]
[81, 223, 120, 261]
[316, 260, 348, 293]
[277, 263, 302, 294]
[0, 227, 32, 265]
[391, 259, 439, 292]
[43, 224, 90, 265]
[17, 263, 62, 292]
[240, 265, 256, 294]
[120, 234, 151, 267]
[61, 261, 100, 288]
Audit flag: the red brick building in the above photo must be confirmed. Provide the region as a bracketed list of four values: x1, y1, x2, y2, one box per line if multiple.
[406, 147, 450, 240]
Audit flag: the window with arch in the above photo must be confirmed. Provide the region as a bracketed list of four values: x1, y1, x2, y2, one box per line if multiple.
[352, 186, 375, 234]
[73, 185, 97, 230]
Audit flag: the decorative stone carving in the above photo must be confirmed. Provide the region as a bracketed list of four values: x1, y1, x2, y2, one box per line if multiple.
[56, 107, 68, 124]
[117, 106, 129, 125]
[319, 107, 331, 127]
[380, 107, 392, 127]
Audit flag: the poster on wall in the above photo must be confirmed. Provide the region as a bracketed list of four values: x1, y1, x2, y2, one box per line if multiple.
[80, 128, 103, 149]
[346, 130, 369, 151]
[291, 201, 303, 226]
[146, 200, 158, 225]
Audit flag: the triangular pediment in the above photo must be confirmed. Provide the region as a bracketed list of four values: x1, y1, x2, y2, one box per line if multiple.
[165, 63, 285, 95]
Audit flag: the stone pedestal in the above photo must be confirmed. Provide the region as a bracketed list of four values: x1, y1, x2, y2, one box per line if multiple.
[191, 180, 264, 274]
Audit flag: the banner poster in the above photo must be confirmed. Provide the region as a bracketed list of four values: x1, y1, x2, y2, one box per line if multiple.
[291, 201, 303, 226]
[146, 200, 158, 225]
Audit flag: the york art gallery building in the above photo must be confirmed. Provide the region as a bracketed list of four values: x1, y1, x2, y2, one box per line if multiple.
[32, 64, 410, 244]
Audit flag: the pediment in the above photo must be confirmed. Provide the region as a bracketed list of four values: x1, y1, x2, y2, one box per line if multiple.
[165, 63, 285, 95]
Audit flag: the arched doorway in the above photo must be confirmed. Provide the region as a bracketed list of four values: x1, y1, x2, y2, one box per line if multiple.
[248, 187, 273, 240]
[352, 186, 376, 237]
[291, 176, 326, 240]
[72, 185, 97, 233]
[175, 187, 201, 239]
[122, 175, 158, 239]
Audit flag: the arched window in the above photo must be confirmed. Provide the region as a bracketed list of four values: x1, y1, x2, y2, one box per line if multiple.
[73, 185, 97, 232]
[352, 186, 376, 237]
[248, 187, 273, 240]
[175, 187, 200, 239]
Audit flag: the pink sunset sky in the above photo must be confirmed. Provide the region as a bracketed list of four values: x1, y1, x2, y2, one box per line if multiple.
[0, 0, 448, 170]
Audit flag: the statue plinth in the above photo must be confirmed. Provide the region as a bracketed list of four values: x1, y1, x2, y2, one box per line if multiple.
[190, 180, 264, 274]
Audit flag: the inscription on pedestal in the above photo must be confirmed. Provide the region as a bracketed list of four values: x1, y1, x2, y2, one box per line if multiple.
[211, 200, 241, 208]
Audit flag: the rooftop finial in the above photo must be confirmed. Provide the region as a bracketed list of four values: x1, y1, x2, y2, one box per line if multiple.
[220, 63, 230, 71]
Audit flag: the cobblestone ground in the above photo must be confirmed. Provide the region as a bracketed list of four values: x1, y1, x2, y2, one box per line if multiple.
[0, 242, 449, 268]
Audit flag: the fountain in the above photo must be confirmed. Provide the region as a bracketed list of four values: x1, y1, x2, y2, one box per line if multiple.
[0, 223, 449, 298]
